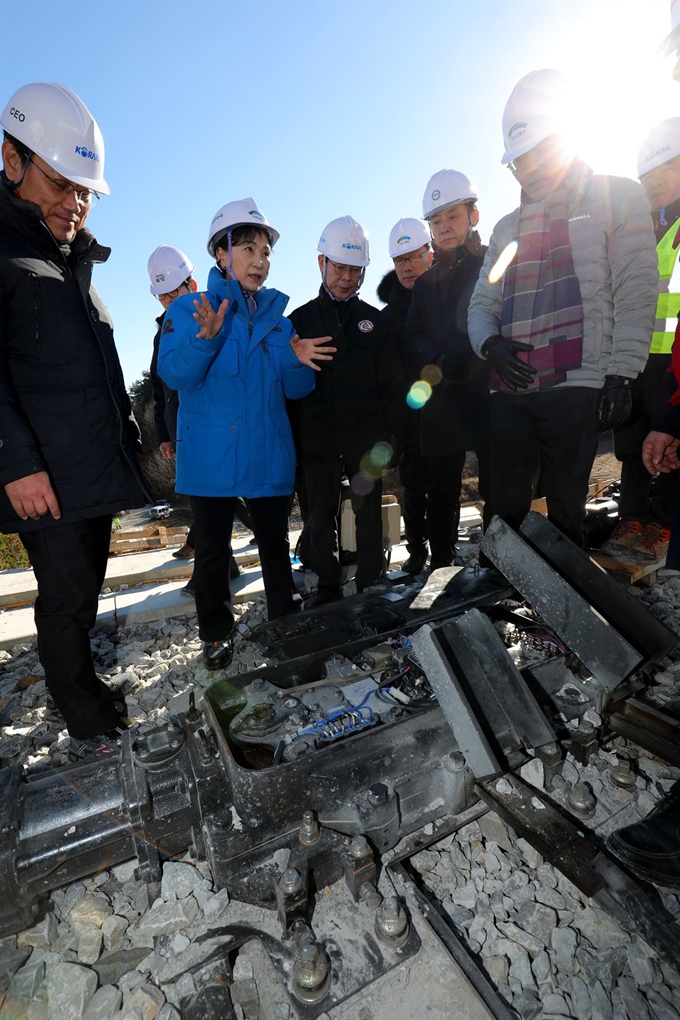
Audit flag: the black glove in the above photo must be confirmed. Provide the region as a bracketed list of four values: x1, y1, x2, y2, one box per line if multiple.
[481, 335, 537, 391]
[596, 375, 633, 432]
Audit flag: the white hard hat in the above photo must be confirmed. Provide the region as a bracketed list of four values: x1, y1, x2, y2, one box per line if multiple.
[422, 170, 478, 220]
[638, 117, 680, 177]
[388, 217, 431, 259]
[317, 215, 370, 267]
[0, 82, 110, 194]
[501, 69, 568, 165]
[660, 0, 680, 56]
[147, 245, 195, 296]
[207, 198, 280, 256]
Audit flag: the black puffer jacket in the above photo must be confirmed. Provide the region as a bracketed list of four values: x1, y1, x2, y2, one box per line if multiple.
[405, 237, 491, 455]
[377, 269, 420, 449]
[0, 183, 148, 532]
[289, 286, 404, 460]
[150, 312, 178, 445]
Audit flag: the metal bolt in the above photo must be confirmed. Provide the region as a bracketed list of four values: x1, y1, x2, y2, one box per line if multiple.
[299, 810, 320, 847]
[567, 782, 596, 819]
[280, 868, 302, 895]
[374, 896, 409, 948]
[291, 942, 330, 1004]
[609, 758, 636, 790]
[284, 698, 298, 709]
[577, 720, 596, 738]
[444, 750, 466, 773]
[359, 883, 383, 910]
[170, 739, 180, 749]
[251, 678, 266, 691]
[349, 834, 371, 859]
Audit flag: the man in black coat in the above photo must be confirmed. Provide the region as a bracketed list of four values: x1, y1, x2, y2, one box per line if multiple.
[0, 82, 147, 759]
[405, 171, 492, 569]
[378, 217, 433, 574]
[289, 216, 403, 606]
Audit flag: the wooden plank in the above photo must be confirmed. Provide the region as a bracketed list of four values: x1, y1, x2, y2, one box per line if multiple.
[590, 550, 665, 585]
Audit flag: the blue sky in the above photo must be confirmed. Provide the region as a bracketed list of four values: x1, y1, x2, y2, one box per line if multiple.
[2, 0, 677, 387]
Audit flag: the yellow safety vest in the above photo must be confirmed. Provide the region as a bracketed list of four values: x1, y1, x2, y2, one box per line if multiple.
[651, 216, 680, 354]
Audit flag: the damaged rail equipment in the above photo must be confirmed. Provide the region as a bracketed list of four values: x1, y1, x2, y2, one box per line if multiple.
[1, 513, 679, 1016]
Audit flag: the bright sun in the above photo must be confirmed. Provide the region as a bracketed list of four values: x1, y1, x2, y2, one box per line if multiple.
[556, 1, 678, 180]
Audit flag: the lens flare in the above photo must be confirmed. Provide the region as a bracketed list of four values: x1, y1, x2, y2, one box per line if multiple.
[407, 380, 432, 409]
[422, 363, 443, 386]
[352, 471, 374, 496]
[488, 240, 518, 284]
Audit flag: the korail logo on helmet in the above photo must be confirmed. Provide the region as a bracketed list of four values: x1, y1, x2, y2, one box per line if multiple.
[397, 235, 411, 245]
[248, 210, 265, 221]
[646, 145, 672, 162]
[431, 190, 440, 201]
[358, 320, 374, 333]
[74, 146, 100, 162]
[155, 274, 165, 283]
[508, 122, 528, 141]
[342, 243, 362, 250]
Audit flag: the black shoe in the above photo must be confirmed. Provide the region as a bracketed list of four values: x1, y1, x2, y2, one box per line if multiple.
[203, 636, 234, 670]
[69, 723, 127, 762]
[607, 784, 680, 891]
[173, 543, 195, 560]
[230, 557, 242, 579]
[402, 551, 428, 574]
[303, 586, 344, 609]
[181, 580, 195, 599]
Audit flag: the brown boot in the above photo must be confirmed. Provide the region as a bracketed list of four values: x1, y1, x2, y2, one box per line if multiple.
[630, 521, 671, 562]
[601, 519, 644, 555]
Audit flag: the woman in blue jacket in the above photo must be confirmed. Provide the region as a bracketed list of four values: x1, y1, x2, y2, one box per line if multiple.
[158, 199, 334, 668]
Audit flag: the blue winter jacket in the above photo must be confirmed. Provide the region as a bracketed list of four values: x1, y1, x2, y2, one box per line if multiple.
[157, 269, 314, 497]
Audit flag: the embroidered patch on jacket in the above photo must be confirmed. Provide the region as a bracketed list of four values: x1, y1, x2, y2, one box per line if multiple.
[358, 320, 374, 333]
[162, 319, 174, 335]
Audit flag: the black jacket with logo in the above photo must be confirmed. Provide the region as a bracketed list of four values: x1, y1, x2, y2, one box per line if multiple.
[288, 286, 404, 460]
[405, 239, 491, 455]
[0, 182, 148, 532]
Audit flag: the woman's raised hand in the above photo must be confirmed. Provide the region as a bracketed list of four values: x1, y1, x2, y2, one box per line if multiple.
[193, 293, 229, 340]
[290, 335, 336, 371]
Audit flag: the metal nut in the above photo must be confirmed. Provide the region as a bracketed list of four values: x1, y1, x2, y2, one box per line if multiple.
[375, 896, 409, 948]
[349, 834, 371, 859]
[291, 942, 331, 1004]
[280, 868, 302, 895]
[609, 759, 636, 790]
[299, 810, 320, 847]
[567, 782, 596, 819]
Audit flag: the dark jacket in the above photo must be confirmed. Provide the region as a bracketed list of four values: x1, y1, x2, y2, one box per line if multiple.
[378, 269, 420, 449]
[150, 312, 178, 445]
[289, 286, 403, 461]
[0, 183, 148, 532]
[406, 239, 491, 455]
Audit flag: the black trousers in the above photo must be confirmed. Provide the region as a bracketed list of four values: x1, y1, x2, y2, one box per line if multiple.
[20, 515, 121, 740]
[401, 448, 492, 568]
[190, 495, 298, 641]
[490, 389, 598, 545]
[304, 457, 383, 590]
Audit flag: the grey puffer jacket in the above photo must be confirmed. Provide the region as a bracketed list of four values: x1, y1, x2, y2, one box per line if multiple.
[468, 170, 659, 390]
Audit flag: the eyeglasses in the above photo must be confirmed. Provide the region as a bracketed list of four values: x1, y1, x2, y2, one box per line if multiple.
[327, 259, 363, 278]
[29, 158, 100, 206]
[394, 247, 430, 268]
[157, 279, 192, 302]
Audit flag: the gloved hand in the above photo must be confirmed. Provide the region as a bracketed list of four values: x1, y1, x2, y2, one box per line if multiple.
[481, 335, 537, 391]
[596, 375, 633, 432]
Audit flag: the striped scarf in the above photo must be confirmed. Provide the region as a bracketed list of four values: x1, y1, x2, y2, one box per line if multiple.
[494, 162, 589, 391]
